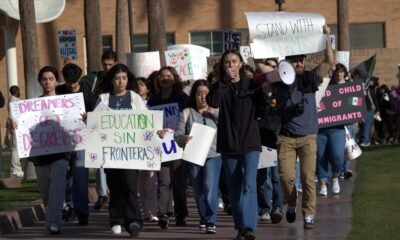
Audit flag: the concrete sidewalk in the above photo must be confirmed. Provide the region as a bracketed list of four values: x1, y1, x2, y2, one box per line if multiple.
[0, 172, 355, 239]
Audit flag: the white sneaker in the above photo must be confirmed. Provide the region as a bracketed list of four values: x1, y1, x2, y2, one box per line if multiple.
[218, 198, 224, 209]
[259, 213, 271, 222]
[11, 171, 24, 178]
[111, 225, 122, 235]
[332, 178, 340, 194]
[319, 184, 327, 196]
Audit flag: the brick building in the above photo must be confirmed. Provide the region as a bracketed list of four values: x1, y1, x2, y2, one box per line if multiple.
[0, 0, 399, 138]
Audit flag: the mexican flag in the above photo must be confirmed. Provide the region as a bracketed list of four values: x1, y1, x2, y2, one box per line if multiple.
[348, 96, 363, 106]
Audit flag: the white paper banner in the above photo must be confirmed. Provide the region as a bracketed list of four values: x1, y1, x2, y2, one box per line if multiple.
[336, 51, 350, 70]
[10, 93, 86, 158]
[182, 123, 217, 166]
[84, 110, 163, 170]
[316, 77, 331, 110]
[245, 12, 326, 59]
[258, 146, 278, 169]
[126, 51, 161, 78]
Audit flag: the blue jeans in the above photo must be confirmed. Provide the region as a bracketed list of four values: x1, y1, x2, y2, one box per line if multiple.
[360, 110, 374, 145]
[257, 166, 283, 214]
[71, 150, 89, 217]
[223, 151, 259, 232]
[317, 127, 346, 182]
[189, 156, 222, 224]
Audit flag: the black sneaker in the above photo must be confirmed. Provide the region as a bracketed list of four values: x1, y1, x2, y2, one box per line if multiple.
[206, 223, 216, 234]
[243, 228, 256, 240]
[129, 221, 141, 237]
[286, 205, 297, 223]
[199, 220, 206, 230]
[271, 207, 283, 224]
[47, 224, 61, 235]
[236, 231, 245, 240]
[175, 217, 186, 226]
[303, 216, 314, 229]
[78, 216, 89, 226]
[158, 215, 169, 229]
[93, 196, 108, 210]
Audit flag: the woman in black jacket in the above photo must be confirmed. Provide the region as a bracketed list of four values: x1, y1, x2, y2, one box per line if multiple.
[207, 49, 267, 240]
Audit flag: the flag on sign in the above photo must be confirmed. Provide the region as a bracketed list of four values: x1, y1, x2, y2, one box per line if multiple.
[348, 96, 363, 106]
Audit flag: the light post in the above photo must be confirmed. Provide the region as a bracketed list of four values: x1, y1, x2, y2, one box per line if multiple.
[275, 0, 284, 11]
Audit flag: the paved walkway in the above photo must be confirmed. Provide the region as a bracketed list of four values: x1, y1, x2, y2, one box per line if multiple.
[1, 172, 355, 240]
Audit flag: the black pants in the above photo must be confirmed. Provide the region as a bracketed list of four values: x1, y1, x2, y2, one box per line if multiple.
[105, 169, 142, 232]
[169, 160, 188, 219]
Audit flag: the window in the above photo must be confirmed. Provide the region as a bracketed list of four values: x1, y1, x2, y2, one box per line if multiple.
[329, 22, 385, 49]
[190, 31, 223, 55]
[132, 33, 176, 53]
[102, 35, 113, 52]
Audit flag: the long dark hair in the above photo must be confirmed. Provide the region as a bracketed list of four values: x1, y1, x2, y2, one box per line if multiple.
[158, 66, 184, 94]
[218, 49, 246, 80]
[97, 63, 137, 94]
[188, 80, 209, 109]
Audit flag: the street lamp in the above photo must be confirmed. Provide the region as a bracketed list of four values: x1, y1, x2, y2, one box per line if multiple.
[275, 0, 284, 11]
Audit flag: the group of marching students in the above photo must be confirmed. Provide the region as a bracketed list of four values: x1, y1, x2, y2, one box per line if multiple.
[9, 25, 400, 240]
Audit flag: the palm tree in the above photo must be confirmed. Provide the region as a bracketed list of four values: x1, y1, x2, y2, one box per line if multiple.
[18, 0, 43, 180]
[84, 0, 102, 73]
[116, 0, 130, 64]
[147, 0, 167, 66]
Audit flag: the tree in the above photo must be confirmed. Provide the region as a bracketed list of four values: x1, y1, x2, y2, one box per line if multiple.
[147, 0, 167, 66]
[116, 0, 130, 64]
[84, 0, 102, 73]
[337, 0, 350, 51]
[18, 0, 42, 180]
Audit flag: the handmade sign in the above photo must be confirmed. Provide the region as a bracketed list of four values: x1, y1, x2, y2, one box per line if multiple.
[245, 12, 326, 59]
[318, 81, 367, 128]
[149, 103, 183, 162]
[336, 51, 350, 70]
[10, 93, 86, 158]
[84, 110, 163, 170]
[167, 44, 210, 80]
[240, 46, 253, 64]
[58, 29, 77, 60]
[223, 31, 241, 52]
[258, 146, 278, 169]
[344, 126, 362, 160]
[126, 51, 161, 78]
[182, 123, 216, 166]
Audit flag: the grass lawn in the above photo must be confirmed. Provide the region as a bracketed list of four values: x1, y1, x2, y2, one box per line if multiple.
[0, 151, 96, 211]
[348, 144, 400, 239]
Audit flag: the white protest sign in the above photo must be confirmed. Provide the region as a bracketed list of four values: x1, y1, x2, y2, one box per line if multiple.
[316, 77, 331, 109]
[258, 146, 278, 169]
[165, 48, 194, 80]
[182, 123, 216, 166]
[58, 29, 77, 60]
[84, 110, 163, 170]
[245, 12, 326, 59]
[149, 103, 183, 162]
[336, 51, 350, 70]
[167, 44, 210, 80]
[126, 51, 161, 78]
[160, 130, 183, 162]
[10, 93, 86, 158]
[240, 46, 253, 64]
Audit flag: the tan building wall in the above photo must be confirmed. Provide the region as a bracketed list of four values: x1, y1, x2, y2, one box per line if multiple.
[0, 0, 400, 131]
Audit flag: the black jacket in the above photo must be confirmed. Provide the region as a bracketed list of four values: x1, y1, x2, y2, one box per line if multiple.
[207, 75, 267, 155]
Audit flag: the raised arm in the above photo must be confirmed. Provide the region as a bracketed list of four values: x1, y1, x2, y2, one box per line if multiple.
[316, 24, 336, 78]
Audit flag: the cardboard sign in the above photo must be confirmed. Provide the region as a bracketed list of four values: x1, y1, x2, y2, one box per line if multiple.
[58, 29, 77, 60]
[258, 146, 278, 169]
[336, 51, 350, 70]
[167, 44, 210, 80]
[126, 51, 161, 78]
[245, 12, 326, 59]
[318, 81, 367, 128]
[10, 93, 86, 158]
[84, 110, 163, 170]
[182, 123, 216, 166]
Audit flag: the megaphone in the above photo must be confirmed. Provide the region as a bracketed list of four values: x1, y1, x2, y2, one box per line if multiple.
[265, 60, 295, 85]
